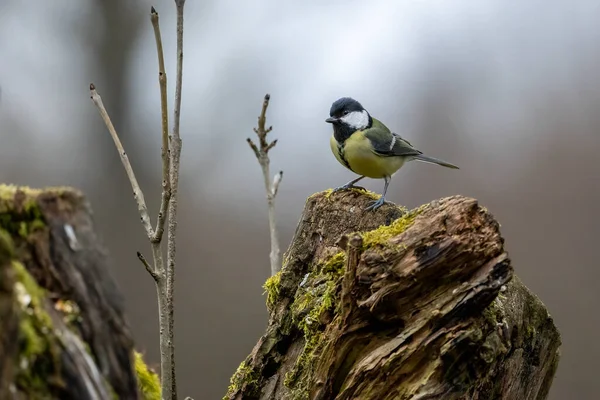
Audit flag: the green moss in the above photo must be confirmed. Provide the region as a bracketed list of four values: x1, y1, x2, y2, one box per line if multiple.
[19, 317, 45, 359]
[360, 205, 422, 249]
[223, 359, 260, 399]
[284, 252, 345, 398]
[482, 297, 504, 326]
[0, 184, 47, 240]
[0, 231, 58, 397]
[291, 281, 333, 338]
[0, 184, 75, 200]
[320, 188, 334, 199]
[0, 228, 15, 262]
[284, 334, 324, 400]
[12, 261, 58, 398]
[134, 351, 161, 400]
[13, 261, 47, 315]
[284, 281, 334, 388]
[263, 271, 282, 312]
[320, 252, 346, 275]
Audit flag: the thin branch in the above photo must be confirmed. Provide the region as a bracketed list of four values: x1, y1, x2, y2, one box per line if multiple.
[272, 171, 283, 197]
[246, 138, 260, 158]
[256, 94, 271, 149]
[163, 1, 186, 399]
[247, 94, 283, 276]
[150, 6, 172, 243]
[92, 3, 185, 399]
[172, 1, 185, 142]
[137, 251, 159, 281]
[266, 139, 278, 153]
[89, 83, 154, 239]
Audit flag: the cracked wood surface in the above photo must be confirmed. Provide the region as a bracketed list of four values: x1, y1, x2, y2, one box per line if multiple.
[225, 190, 561, 400]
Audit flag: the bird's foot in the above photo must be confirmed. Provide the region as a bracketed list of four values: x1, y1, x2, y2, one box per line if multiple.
[365, 196, 386, 211]
[332, 183, 365, 193]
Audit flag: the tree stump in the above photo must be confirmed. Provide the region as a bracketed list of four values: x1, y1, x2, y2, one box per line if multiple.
[224, 189, 561, 400]
[0, 185, 159, 400]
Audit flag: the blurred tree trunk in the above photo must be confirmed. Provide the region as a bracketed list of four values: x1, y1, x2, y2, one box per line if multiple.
[0, 185, 159, 400]
[88, 0, 154, 212]
[224, 190, 561, 400]
[94, 0, 143, 132]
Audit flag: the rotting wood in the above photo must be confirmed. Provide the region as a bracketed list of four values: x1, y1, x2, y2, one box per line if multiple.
[0, 185, 140, 399]
[224, 189, 561, 400]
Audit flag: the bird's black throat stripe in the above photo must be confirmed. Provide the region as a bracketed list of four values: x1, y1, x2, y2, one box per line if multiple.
[337, 142, 352, 170]
[332, 123, 356, 171]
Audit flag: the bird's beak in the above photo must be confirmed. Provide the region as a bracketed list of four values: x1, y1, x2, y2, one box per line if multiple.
[325, 117, 338, 124]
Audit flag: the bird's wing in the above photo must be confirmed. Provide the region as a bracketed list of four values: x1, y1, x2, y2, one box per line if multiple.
[364, 127, 423, 157]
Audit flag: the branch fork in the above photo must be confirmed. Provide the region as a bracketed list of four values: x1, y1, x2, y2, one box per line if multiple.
[89, 2, 185, 400]
[247, 94, 283, 276]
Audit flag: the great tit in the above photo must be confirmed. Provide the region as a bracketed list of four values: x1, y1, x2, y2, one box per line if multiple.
[326, 97, 459, 211]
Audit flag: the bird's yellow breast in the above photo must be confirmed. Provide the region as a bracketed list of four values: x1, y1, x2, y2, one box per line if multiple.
[330, 131, 405, 179]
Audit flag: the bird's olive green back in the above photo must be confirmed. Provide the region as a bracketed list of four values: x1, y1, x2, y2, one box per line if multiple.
[371, 117, 391, 132]
[363, 118, 422, 158]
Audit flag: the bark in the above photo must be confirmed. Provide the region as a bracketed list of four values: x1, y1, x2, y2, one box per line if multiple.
[0, 185, 144, 399]
[224, 189, 561, 400]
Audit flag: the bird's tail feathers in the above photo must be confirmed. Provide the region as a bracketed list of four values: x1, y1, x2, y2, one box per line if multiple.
[411, 154, 459, 169]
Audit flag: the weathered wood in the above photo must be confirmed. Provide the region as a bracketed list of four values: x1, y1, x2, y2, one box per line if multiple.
[224, 189, 561, 400]
[0, 230, 19, 400]
[0, 185, 149, 399]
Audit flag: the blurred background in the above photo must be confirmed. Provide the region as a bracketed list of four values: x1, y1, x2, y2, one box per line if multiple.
[1, 0, 598, 398]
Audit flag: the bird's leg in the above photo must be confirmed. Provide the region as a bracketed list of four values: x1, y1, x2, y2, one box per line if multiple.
[365, 176, 391, 211]
[333, 175, 366, 192]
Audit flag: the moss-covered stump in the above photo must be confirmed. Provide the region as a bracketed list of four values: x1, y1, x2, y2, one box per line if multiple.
[224, 189, 561, 400]
[0, 184, 159, 400]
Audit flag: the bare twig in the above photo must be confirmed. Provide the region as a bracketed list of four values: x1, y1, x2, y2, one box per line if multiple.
[163, 1, 186, 399]
[272, 170, 283, 197]
[137, 251, 159, 281]
[151, 6, 171, 244]
[89, 84, 154, 239]
[247, 94, 283, 276]
[90, 2, 186, 398]
[91, 81, 171, 387]
[148, 6, 178, 400]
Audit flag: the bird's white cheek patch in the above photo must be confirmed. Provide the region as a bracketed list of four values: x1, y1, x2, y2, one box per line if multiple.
[341, 110, 369, 129]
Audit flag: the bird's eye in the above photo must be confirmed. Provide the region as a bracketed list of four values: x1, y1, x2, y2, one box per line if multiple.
[343, 110, 350, 115]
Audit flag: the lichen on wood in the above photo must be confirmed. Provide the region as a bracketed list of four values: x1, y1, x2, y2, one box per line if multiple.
[224, 190, 561, 400]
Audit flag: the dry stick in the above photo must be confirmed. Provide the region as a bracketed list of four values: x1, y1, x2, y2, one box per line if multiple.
[163, 1, 186, 399]
[247, 94, 283, 276]
[149, 6, 178, 400]
[90, 83, 167, 285]
[92, 4, 185, 398]
[137, 251, 158, 280]
[90, 4, 181, 398]
[151, 6, 171, 244]
[89, 84, 154, 241]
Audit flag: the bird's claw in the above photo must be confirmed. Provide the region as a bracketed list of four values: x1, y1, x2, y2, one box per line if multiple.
[365, 197, 386, 211]
[332, 184, 365, 193]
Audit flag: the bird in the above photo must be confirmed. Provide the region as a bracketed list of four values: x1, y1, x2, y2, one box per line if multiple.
[326, 97, 459, 211]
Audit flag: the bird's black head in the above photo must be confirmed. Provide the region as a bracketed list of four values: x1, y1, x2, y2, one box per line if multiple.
[326, 97, 372, 142]
[328, 97, 365, 119]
